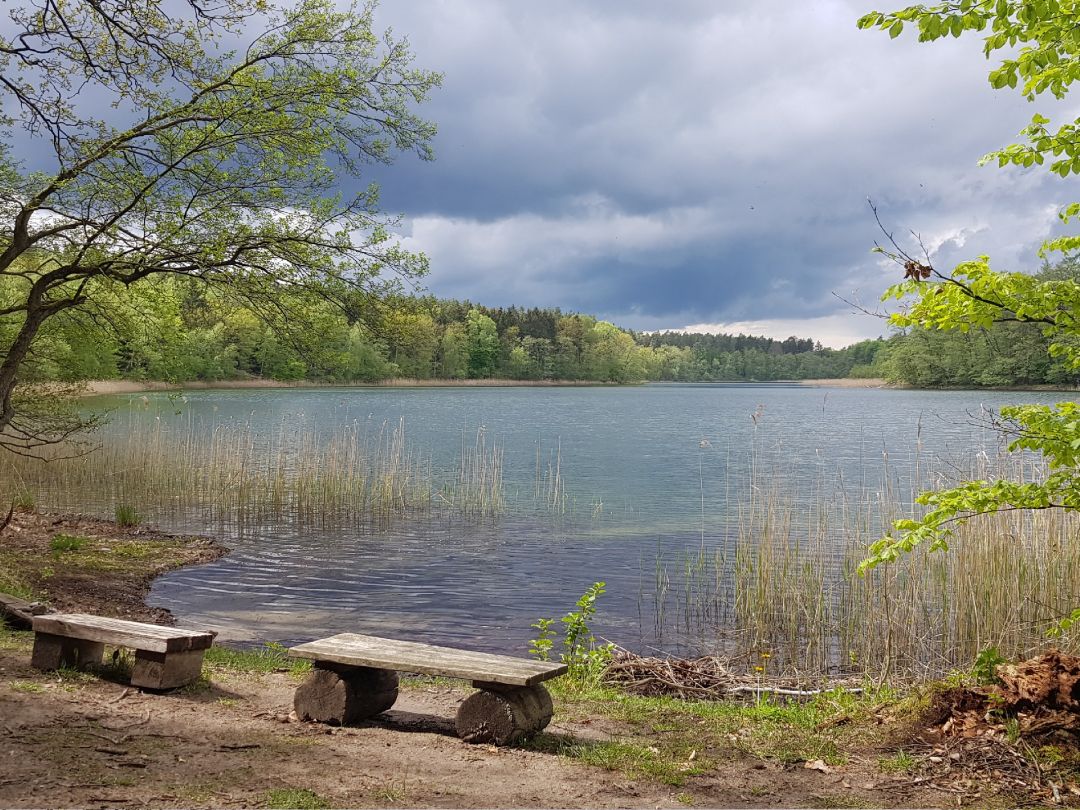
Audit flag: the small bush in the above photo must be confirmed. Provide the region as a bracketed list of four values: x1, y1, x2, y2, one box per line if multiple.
[530, 581, 614, 688]
[115, 504, 141, 527]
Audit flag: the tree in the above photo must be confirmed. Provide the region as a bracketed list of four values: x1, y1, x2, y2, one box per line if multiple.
[464, 308, 498, 378]
[0, 0, 440, 451]
[858, 2, 1080, 591]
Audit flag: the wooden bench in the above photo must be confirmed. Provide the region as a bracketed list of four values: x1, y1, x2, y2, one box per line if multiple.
[287, 633, 567, 745]
[31, 613, 215, 690]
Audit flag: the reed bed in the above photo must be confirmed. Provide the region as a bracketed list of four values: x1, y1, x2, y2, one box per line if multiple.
[435, 426, 505, 516]
[661, 444, 1080, 680]
[0, 414, 471, 528]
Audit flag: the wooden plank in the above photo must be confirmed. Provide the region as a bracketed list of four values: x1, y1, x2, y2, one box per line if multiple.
[31, 613, 214, 653]
[287, 633, 567, 687]
[0, 591, 49, 630]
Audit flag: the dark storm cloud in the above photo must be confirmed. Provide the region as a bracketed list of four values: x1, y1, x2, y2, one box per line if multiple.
[361, 0, 1074, 345]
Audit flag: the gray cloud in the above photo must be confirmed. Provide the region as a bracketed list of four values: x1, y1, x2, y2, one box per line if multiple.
[360, 0, 1075, 345]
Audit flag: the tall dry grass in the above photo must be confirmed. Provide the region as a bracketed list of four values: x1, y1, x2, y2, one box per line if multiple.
[664, 443, 1080, 679]
[0, 413, 511, 527]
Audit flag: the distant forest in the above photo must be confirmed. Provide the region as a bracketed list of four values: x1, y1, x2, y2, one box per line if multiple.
[22, 256, 1079, 387]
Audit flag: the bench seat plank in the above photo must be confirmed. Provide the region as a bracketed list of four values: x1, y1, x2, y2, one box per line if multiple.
[32, 613, 214, 654]
[287, 633, 567, 687]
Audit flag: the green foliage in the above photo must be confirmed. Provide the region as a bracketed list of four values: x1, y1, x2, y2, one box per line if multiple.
[972, 646, 1007, 685]
[529, 616, 556, 661]
[49, 534, 88, 555]
[114, 504, 141, 528]
[0, 0, 441, 449]
[531, 581, 615, 687]
[859, 1, 1080, 582]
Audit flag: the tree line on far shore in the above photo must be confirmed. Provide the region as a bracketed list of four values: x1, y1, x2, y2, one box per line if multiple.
[19, 275, 882, 385]
[20, 256, 1078, 388]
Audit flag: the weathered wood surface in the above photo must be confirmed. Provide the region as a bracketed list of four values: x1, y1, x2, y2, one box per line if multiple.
[32, 613, 214, 653]
[287, 633, 567, 687]
[31, 633, 104, 671]
[454, 684, 554, 745]
[0, 591, 49, 630]
[294, 665, 399, 724]
[131, 648, 207, 690]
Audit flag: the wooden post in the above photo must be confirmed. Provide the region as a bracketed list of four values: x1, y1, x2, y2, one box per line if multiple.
[130, 648, 206, 690]
[30, 632, 104, 671]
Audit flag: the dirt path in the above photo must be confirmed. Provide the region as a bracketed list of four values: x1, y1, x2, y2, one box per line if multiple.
[1, 642, 955, 809]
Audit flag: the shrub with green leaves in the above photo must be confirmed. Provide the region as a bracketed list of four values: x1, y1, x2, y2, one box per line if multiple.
[530, 581, 615, 687]
[858, 2, 1080, 637]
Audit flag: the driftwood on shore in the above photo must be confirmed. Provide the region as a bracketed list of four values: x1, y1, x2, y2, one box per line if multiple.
[601, 649, 861, 700]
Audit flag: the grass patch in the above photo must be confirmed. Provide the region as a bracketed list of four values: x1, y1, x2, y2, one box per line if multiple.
[371, 776, 410, 803]
[10, 680, 43, 693]
[525, 735, 705, 786]
[0, 559, 37, 601]
[49, 533, 89, 554]
[265, 788, 330, 809]
[0, 619, 33, 652]
[205, 642, 312, 677]
[114, 504, 141, 527]
[532, 681, 895, 784]
[877, 749, 917, 773]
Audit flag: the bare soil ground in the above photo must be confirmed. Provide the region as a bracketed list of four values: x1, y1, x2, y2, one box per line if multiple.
[0, 510, 1071, 808]
[0, 643, 955, 810]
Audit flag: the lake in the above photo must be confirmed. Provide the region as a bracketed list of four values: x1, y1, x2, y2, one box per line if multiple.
[67, 383, 1072, 663]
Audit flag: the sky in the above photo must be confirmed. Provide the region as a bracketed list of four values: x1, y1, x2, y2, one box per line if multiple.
[356, 0, 1074, 348]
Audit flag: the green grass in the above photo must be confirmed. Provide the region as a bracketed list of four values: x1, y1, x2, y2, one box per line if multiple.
[114, 504, 141, 527]
[265, 788, 330, 809]
[49, 533, 89, 554]
[10, 680, 43, 693]
[524, 734, 706, 786]
[0, 557, 37, 601]
[533, 681, 895, 783]
[0, 618, 33, 652]
[205, 643, 312, 677]
[877, 749, 917, 773]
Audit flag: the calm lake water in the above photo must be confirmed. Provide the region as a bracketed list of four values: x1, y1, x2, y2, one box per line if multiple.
[77, 384, 1073, 656]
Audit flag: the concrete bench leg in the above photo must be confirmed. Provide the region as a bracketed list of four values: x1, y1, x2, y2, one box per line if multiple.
[456, 682, 554, 745]
[294, 663, 399, 725]
[31, 632, 105, 671]
[131, 648, 206, 690]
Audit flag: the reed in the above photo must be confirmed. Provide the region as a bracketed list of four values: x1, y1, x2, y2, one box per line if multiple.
[435, 425, 505, 516]
[0, 413, 440, 528]
[659, 441, 1080, 679]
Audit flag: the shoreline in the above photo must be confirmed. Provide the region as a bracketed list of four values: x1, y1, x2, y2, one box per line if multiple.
[81, 377, 621, 395]
[78, 376, 1080, 396]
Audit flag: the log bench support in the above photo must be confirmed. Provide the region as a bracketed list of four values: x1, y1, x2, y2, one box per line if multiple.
[288, 633, 566, 745]
[456, 681, 554, 745]
[30, 613, 215, 691]
[294, 663, 400, 725]
[30, 632, 105, 671]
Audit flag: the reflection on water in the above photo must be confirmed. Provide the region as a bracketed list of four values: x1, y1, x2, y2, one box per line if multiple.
[56, 384, 1073, 659]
